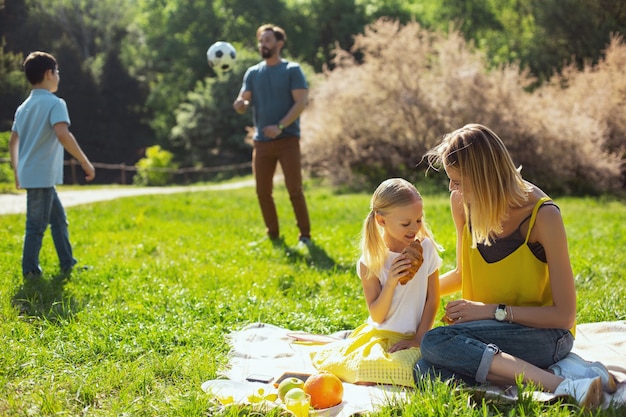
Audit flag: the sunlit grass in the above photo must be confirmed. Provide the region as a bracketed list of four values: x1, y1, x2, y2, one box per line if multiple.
[0, 182, 624, 416]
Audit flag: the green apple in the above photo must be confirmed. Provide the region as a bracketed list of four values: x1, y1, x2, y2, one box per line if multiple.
[277, 377, 305, 401]
[284, 387, 307, 401]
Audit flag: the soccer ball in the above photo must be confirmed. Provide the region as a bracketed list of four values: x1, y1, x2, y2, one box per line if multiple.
[207, 41, 237, 73]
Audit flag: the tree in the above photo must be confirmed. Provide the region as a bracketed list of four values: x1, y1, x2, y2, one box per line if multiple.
[169, 52, 258, 168]
[526, 0, 626, 82]
[30, 0, 132, 58]
[0, 39, 30, 130]
[289, 0, 369, 70]
[125, 0, 226, 143]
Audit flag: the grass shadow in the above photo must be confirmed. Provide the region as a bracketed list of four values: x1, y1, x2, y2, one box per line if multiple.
[247, 236, 350, 271]
[277, 239, 351, 272]
[11, 271, 83, 323]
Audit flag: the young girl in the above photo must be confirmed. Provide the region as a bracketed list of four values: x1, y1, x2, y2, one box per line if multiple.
[310, 178, 442, 386]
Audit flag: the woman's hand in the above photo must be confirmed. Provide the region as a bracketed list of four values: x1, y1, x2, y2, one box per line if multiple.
[444, 299, 488, 324]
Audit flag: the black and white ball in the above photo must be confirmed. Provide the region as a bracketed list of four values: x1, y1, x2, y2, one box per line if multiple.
[207, 41, 237, 73]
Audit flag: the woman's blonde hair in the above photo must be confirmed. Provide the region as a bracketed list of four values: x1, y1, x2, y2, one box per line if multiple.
[360, 178, 441, 280]
[425, 124, 531, 246]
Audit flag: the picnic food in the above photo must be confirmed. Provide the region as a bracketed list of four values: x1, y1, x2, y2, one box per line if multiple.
[303, 371, 343, 409]
[284, 387, 307, 402]
[284, 387, 311, 417]
[277, 377, 305, 401]
[399, 239, 424, 285]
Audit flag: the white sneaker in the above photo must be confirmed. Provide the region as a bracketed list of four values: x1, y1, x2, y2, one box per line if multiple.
[549, 352, 617, 393]
[554, 376, 602, 409]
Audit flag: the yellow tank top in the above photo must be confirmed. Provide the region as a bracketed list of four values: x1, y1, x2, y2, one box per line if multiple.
[461, 197, 575, 334]
[462, 197, 552, 305]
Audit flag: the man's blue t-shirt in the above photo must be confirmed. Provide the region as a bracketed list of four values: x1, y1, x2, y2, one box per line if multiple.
[240, 59, 308, 141]
[12, 89, 71, 188]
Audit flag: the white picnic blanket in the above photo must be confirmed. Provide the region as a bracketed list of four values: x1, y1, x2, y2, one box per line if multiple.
[204, 321, 626, 415]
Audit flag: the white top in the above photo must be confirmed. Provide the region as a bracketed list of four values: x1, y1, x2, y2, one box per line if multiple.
[357, 237, 442, 334]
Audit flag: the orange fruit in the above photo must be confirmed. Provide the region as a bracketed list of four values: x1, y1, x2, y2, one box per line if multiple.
[303, 371, 343, 409]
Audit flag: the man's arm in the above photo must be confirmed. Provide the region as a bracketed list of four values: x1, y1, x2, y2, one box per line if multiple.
[278, 88, 308, 127]
[263, 88, 308, 139]
[9, 131, 20, 189]
[233, 90, 252, 114]
[53, 122, 95, 182]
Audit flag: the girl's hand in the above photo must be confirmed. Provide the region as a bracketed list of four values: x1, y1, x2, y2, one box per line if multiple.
[444, 299, 487, 324]
[387, 255, 412, 287]
[388, 339, 418, 353]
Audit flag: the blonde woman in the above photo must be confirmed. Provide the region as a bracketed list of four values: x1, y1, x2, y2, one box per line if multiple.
[311, 178, 441, 386]
[414, 124, 615, 409]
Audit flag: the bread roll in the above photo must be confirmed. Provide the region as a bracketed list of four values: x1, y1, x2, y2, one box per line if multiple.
[399, 239, 424, 285]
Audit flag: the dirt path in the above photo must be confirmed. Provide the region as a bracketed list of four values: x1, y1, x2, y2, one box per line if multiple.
[0, 179, 258, 215]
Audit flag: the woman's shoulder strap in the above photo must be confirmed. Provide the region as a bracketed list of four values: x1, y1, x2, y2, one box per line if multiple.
[524, 197, 553, 242]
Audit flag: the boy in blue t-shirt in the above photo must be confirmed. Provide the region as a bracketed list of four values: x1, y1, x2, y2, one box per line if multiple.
[9, 51, 95, 280]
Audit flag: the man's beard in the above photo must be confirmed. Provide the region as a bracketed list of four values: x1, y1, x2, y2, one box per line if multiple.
[260, 47, 273, 59]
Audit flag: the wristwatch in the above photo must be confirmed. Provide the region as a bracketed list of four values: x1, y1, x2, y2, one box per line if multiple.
[494, 304, 507, 321]
[278, 123, 285, 130]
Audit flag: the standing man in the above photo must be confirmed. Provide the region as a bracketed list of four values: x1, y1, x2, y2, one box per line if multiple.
[233, 24, 311, 245]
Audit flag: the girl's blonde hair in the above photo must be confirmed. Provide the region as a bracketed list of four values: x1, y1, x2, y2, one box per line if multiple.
[360, 178, 441, 280]
[426, 124, 531, 246]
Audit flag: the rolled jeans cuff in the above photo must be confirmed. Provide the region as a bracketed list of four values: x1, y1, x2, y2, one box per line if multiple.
[476, 343, 500, 383]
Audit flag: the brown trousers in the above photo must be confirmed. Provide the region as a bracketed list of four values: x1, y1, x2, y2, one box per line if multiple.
[253, 136, 310, 239]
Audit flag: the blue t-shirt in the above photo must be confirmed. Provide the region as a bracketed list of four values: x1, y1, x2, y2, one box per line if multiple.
[240, 59, 308, 141]
[11, 89, 70, 188]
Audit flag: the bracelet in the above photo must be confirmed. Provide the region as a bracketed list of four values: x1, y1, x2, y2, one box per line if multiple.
[508, 306, 514, 323]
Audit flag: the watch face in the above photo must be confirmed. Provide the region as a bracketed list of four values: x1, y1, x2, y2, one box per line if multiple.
[495, 309, 507, 321]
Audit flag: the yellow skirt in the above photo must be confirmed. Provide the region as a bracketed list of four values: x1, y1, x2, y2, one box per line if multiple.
[309, 323, 420, 386]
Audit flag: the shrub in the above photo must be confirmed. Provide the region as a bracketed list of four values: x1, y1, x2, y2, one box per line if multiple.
[133, 145, 178, 186]
[301, 19, 625, 195]
[524, 34, 626, 193]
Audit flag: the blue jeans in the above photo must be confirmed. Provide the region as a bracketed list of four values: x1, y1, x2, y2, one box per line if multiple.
[413, 320, 573, 385]
[22, 187, 76, 275]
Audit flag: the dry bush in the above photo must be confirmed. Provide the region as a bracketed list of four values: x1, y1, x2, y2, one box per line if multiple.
[301, 18, 534, 188]
[301, 19, 625, 194]
[301, 20, 469, 188]
[506, 34, 626, 194]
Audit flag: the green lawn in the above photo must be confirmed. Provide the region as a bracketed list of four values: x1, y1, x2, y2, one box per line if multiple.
[0, 182, 624, 416]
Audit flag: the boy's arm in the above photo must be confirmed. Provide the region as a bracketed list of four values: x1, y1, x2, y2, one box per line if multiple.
[9, 131, 20, 189]
[53, 122, 95, 182]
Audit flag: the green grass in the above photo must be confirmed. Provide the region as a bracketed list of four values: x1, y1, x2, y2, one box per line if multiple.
[0, 182, 624, 416]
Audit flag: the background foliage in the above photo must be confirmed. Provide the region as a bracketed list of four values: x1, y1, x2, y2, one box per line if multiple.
[0, 131, 13, 183]
[1, 0, 625, 192]
[302, 20, 625, 194]
[133, 145, 177, 186]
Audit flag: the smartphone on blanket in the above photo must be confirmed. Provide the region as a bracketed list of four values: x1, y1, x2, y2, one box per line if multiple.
[246, 374, 274, 384]
[273, 372, 312, 388]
